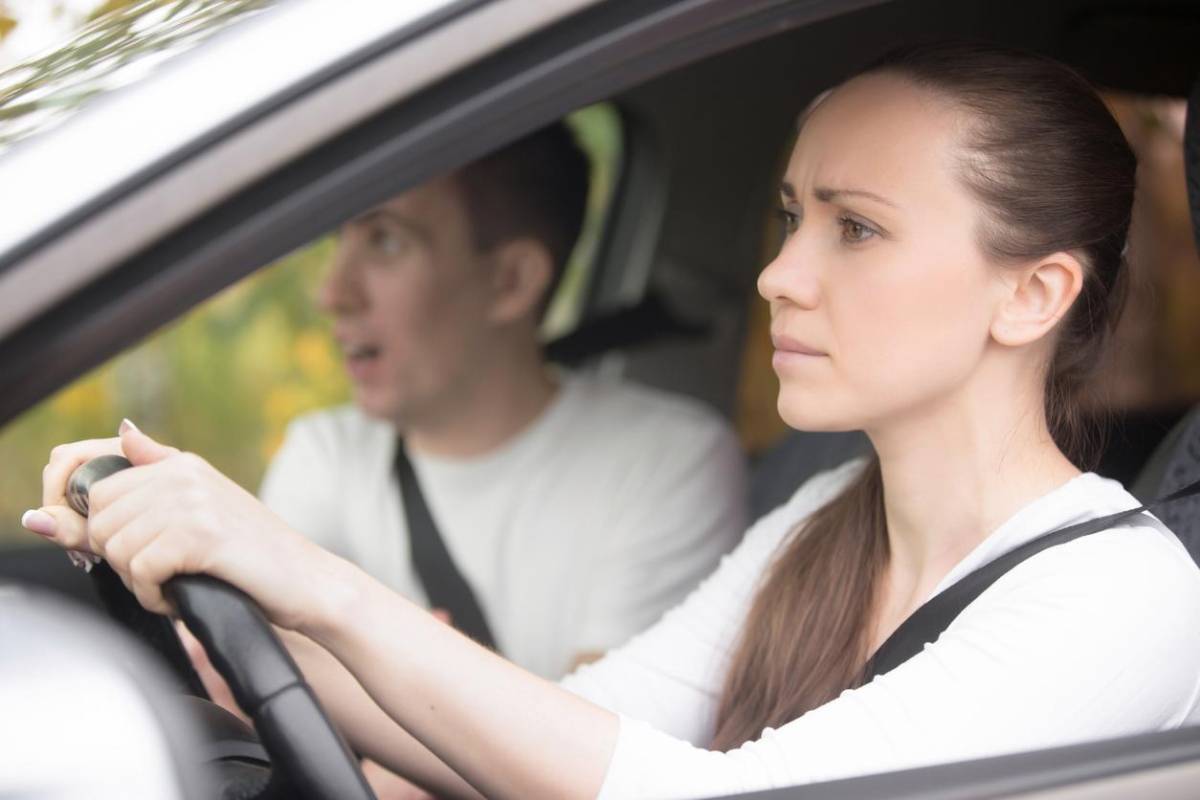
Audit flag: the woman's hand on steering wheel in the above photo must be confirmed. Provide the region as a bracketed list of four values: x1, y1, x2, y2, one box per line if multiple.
[24, 420, 338, 633]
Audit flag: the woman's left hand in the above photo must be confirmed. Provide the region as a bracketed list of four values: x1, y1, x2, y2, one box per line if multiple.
[23, 422, 343, 631]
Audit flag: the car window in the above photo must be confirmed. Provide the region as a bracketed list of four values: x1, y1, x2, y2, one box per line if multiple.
[0, 102, 623, 550]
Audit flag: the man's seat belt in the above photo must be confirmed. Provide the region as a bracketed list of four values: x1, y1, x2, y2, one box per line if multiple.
[394, 439, 499, 651]
[864, 476, 1200, 680]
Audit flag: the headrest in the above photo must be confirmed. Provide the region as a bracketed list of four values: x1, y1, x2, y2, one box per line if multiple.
[1134, 407, 1200, 564]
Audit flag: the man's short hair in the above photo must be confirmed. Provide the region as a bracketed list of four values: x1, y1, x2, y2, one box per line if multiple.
[454, 122, 590, 302]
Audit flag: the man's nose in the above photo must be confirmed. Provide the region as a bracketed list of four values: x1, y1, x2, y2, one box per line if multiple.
[317, 246, 367, 315]
[757, 235, 821, 310]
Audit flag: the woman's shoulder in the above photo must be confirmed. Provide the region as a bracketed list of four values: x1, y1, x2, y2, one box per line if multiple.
[970, 472, 1200, 614]
[963, 477, 1200, 681]
[1020, 514, 1200, 610]
[1054, 473, 1199, 581]
[921, 483, 1200, 731]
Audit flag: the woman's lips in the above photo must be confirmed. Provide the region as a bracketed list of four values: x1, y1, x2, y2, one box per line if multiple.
[771, 333, 826, 356]
[771, 333, 827, 369]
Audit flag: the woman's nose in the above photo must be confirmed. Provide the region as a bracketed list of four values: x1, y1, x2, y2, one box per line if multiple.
[757, 237, 821, 310]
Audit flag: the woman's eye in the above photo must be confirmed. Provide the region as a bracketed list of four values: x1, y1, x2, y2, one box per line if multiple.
[838, 215, 877, 244]
[775, 208, 800, 236]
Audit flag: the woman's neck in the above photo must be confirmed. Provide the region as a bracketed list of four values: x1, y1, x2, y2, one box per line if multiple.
[866, 377, 1081, 608]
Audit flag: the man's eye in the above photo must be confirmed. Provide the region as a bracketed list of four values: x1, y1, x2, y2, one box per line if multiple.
[839, 215, 877, 244]
[368, 228, 406, 256]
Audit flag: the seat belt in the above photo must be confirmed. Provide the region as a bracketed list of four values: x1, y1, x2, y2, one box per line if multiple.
[393, 439, 498, 651]
[864, 476, 1200, 680]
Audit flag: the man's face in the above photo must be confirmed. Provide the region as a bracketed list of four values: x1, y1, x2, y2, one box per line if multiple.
[317, 176, 497, 427]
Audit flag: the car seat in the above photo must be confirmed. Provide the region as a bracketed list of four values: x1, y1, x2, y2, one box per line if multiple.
[748, 430, 872, 520]
[1130, 72, 1200, 565]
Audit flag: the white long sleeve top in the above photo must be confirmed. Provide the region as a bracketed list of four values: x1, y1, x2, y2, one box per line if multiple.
[562, 458, 1200, 799]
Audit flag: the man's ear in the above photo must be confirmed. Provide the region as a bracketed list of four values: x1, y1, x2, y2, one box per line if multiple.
[487, 238, 554, 323]
[990, 252, 1085, 347]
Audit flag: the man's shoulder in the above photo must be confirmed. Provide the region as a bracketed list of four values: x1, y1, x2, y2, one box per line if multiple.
[279, 403, 395, 459]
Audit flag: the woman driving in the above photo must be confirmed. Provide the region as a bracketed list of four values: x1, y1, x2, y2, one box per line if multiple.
[22, 42, 1200, 799]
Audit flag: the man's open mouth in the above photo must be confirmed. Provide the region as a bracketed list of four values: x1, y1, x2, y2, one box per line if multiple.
[343, 343, 381, 363]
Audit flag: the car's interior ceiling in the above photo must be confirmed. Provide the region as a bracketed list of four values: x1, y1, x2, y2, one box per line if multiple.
[610, 0, 1200, 417]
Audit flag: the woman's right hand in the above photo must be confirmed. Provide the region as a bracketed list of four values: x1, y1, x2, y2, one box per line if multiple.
[22, 421, 357, 634]
[21, 424, 150, 555]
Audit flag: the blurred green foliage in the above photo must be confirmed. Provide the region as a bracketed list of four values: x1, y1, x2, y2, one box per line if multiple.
[0, 240, 349, 544]
[0, 104, 620, 548]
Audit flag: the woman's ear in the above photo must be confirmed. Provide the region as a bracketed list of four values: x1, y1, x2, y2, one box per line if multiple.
[990, 252, 1085, 347]
[486, 238, 555, 324]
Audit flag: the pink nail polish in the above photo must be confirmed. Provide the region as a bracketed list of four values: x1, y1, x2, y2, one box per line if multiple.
[20, 509, 56, 538]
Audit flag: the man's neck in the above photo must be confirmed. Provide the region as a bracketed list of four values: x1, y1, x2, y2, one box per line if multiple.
[403, 347, 559, 459]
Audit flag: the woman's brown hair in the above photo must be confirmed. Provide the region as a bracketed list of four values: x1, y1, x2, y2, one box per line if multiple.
[710, 42, 1137, 751]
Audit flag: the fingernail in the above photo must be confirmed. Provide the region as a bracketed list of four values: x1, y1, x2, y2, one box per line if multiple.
[21, 509, 56, 538]
[119, 418, 139, 435]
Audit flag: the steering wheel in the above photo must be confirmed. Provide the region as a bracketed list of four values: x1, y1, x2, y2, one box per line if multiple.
[68, 455, 377, 800]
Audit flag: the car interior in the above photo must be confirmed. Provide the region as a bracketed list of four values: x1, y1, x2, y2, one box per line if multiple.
[2, 0, 1200, 797]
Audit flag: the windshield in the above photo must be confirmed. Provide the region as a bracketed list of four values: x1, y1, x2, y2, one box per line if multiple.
[0, 0, 274, 154]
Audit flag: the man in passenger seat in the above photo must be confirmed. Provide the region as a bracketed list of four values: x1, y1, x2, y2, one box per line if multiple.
[254, 122, 746, 797]
[259, 122, 747, 679]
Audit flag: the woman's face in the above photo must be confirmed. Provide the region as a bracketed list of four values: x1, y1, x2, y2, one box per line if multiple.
[759, 73, 1004, 433]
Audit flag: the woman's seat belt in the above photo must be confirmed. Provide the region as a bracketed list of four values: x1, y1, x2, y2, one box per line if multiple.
[864, 476, 1200, 680]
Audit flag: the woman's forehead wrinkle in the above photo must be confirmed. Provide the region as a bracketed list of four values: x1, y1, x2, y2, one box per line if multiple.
[783, 137, 821, 202]
[784, 77, 953, 217]
[787, 98, 875, 203]
[800, 86, 962, 219]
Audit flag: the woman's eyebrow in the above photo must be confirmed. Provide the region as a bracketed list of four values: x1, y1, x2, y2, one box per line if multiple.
[778, 182, 898, 209]
[813, 186, 898, 209]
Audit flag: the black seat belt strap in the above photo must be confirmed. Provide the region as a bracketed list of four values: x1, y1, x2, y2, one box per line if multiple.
[864, 476, 1200, 680]
[394, 439, 498, 651]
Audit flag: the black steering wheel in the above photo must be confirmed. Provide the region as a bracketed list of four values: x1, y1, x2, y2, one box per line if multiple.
[69, 455, 376, 800]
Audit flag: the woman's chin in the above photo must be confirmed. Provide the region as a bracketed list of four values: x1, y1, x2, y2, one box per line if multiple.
[777, 398, 861, 433]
